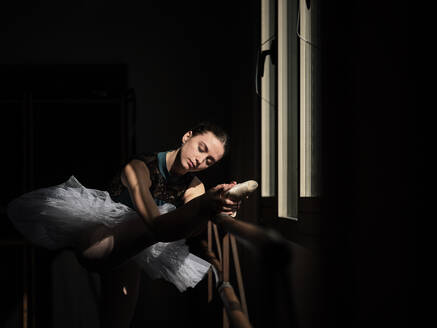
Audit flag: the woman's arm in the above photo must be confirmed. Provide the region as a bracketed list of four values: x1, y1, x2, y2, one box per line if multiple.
[77, 161, 240, 270]
[183, 177, 238, 216]
[121, 159, 161, 225]
[182, 177, 207, 238]
[183, 176, 206, 203]
[121, 159, 238, 241]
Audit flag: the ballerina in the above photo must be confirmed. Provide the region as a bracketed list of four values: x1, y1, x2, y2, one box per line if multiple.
[8, 121, 248, 328]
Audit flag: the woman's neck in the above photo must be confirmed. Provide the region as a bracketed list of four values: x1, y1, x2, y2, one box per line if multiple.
[166, 149, 185, 176]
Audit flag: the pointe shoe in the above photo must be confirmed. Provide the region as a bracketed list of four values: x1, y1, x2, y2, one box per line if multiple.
[225, 180, 259, 201]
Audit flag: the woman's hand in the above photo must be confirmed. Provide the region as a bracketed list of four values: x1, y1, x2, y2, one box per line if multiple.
[206, 181, 242, 216]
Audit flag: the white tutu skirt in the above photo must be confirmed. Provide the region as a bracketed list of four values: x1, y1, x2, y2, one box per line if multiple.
[134, 203, 211, 292]
[7, 176, 210, 292]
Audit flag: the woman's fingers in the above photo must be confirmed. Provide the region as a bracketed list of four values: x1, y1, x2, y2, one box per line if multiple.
[219, 182, 240, 211]
[220, 206, 238, 213]
[210, 183, 226, 192]
[221, 211, 235, 216]
[211, 181, 237, 192]
[222, 197, 239, 206]
[208, 181, 242, 214]
[221, 184, 235, 193]
[219, 198, 240, 212]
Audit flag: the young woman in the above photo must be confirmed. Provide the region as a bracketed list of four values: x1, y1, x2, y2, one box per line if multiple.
[8, 122, 243, 327]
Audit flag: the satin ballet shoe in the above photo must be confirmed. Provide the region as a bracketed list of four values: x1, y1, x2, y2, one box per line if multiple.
[225, 180, 258, 201]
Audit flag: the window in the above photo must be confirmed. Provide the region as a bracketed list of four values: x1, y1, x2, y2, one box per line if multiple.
[260, 0, 277, 198]
[260, 0, 321, 220]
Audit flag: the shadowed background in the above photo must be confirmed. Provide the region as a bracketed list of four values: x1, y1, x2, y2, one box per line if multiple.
[0, 1, 414, 328]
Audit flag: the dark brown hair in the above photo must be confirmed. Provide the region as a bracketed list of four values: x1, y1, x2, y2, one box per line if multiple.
[190, 121, 229, 155]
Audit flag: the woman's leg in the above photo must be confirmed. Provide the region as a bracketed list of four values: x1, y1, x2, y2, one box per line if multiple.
[72, 189, 240, 327]
[76, 182, 246, 270]
[74, 199, 213, 327]
[99, 259, 141, 328]
[75, 194, 214, 271]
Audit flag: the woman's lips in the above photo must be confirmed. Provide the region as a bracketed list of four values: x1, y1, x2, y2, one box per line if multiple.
[188, 159, 194, 168]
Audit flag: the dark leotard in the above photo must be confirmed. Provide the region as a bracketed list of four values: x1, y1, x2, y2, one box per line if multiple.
[107, 152, 194, 209]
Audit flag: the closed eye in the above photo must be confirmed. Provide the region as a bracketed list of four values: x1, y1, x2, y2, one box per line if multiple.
[206, 156, 216, 166]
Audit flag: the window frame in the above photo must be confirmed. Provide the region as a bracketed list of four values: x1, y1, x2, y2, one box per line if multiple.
[260, 0, 321, 224]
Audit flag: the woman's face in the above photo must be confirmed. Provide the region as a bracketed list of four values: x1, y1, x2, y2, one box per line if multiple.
[179, 131, 225, 173]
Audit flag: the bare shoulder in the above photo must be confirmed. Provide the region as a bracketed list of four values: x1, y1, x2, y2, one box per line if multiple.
[183, 176, 205, 203]
[121, 159, 151, 188]
[128, 159, 149, 172]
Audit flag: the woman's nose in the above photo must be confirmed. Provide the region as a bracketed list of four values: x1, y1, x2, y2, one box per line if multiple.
[196, 156, 206, 166]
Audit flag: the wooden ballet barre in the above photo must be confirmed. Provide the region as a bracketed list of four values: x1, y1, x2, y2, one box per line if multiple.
[200, 239, 223, 283]
[218, 282, 252, 328]
[212, 213, 292, 260]
[199, 239, 253, 328]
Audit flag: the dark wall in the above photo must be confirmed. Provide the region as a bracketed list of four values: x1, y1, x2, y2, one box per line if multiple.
[0, 1, 260, 327]
[320, 1, 414, 328]
[0, 0, 256, 177]
[0, 1, 415, 328]
[237, 1, 415, 328]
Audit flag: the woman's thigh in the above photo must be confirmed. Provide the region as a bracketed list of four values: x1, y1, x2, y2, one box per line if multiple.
[74, 214, 155, 270]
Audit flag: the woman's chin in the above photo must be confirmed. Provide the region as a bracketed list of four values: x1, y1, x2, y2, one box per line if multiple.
[185, 161, 194, 171]
[184, 165, 194, 174]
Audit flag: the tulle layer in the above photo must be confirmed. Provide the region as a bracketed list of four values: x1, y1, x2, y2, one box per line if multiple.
[7, 176, 135, 249]
[7, 176, 210, 292]
[135, 202, 210, 292]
